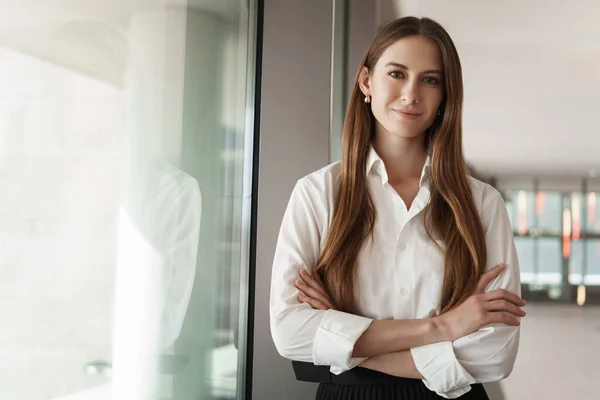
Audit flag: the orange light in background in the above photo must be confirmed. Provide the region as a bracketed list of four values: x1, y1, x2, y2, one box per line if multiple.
[589, 192, 596, 225]
[563, 209, 571, 258]
[563, 239, 571, 258]
[535, 191, 546, 216]
[518, 191, 528, 235]
[572, 197, 581, 241]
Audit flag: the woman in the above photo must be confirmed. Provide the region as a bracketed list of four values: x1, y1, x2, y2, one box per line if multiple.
[270, 16, 524, 400]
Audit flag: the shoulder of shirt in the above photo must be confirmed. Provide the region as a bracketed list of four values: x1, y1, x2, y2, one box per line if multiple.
[295, 160, 342, 197]
[467, 175, 505, 212]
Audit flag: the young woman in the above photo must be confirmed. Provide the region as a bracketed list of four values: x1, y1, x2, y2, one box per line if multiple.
[270, 16, 525, 400]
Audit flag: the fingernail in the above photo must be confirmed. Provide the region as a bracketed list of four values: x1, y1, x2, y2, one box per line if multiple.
[300, 269, 307, 276]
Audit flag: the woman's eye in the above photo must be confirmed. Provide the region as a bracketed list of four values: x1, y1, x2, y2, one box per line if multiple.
[423, 76, 439, 85]
[388, 71, 404, 78]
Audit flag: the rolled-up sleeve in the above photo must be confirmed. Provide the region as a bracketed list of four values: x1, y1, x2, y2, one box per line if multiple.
[270, 179, 373, 373]
[411, 188, 521, 398]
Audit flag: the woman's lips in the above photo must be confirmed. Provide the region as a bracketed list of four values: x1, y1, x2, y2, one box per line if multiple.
[393, 109, 422, 120]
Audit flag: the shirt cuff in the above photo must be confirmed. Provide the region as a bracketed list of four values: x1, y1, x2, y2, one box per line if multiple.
[411, 341, 476, 396]
[422, 382, 471, 399]
[313, 309, 372, 372]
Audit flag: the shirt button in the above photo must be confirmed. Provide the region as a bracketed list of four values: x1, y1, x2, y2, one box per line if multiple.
[399, 243, 407, 251]
[400, 288, 409, 296]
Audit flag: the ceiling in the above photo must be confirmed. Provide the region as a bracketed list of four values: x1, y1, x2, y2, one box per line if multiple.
[391, 0, 600, 177]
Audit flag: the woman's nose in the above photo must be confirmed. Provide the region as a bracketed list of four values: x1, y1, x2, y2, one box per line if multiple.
[400, 81, 420, 104]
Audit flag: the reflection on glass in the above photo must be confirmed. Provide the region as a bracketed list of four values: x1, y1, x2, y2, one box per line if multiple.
[0, 1, 257, 399]
[0, 35, 124, 399]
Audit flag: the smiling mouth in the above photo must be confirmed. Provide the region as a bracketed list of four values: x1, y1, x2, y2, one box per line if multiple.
[393, 109, 422, 119]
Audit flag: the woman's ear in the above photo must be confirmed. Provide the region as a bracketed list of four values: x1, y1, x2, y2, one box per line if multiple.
[358, 66, 371, 98]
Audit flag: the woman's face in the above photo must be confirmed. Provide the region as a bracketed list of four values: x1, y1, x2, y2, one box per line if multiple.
[360, 35, 444, 139]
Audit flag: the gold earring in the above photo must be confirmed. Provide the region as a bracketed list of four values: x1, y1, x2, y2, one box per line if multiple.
[364, 95, 371, 103]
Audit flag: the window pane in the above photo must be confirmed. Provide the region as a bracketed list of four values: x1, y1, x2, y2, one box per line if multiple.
[538, 238, 562, 282]
[515, 237, 562, 285]
[570, 240, 584, 284]
[507, 190, 535, 235]
[515, 237, 535, 284]
[571, 239, 600, 285]
[537, 192, 562, 235]
[586, 240, 600, 285]
[0, 1, 257, 399]
[585, 192, 600, 234]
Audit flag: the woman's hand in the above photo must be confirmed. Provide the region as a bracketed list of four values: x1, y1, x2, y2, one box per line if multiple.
[437, 263, 526, 341]
[295, 268, 336, 310]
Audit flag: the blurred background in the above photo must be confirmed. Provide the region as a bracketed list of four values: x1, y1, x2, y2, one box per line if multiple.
[0, 0, 598, 399]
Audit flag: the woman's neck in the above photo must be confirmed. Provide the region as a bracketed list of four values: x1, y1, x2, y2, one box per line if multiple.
[371, 133, 428, 184]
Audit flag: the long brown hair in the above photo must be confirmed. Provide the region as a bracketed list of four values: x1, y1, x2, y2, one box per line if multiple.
[314, 17, 487, 315]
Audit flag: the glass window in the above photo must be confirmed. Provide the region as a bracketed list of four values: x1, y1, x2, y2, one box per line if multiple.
[585, 192, 600, 234]
[515, 237, 535, 277]
[507, 190, 535, 235]
[514, 237, 562, 285]
[570, 240, 585, 284]
[537, 192, 562, 235]
[571, 239, 600, 286]
[537, 238, 562, 280]
[586, 239, 600, 282]
[1, 1, 258, 399]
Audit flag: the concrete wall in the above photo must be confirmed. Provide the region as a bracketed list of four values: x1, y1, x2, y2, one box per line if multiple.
[346, 0, 377, 105]
[252, 1, 334, 399]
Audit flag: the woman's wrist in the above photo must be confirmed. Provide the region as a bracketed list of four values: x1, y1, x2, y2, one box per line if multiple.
[429, 315, 453, 342]
[359, 351, 423, 379]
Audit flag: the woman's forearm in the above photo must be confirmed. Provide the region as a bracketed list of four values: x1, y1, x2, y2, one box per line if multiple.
[352, 317, 448, 358]
[359, 350, 423, 379]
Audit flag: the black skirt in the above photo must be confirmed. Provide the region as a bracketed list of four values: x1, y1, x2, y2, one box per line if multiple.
[293, 361, 489, 400]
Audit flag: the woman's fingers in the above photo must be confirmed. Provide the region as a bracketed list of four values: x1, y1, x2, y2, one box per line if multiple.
[299, 269, 328, 297]
[298, 295, 329, 310]
[485, 311, 521, 326]
[484, 288, 526, 306]
[485, 299, 526, 317]
[475, 264, 505, 293]
[295, 279, 335, 309]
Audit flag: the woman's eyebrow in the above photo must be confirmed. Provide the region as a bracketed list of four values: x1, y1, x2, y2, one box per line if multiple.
[384, 61, 443, 75]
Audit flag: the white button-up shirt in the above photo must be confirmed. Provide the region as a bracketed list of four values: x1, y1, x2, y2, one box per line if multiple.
[270, 147, 521, 398]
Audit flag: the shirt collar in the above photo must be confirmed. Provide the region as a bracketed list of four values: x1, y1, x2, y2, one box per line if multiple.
[366, 145, 432, 188]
